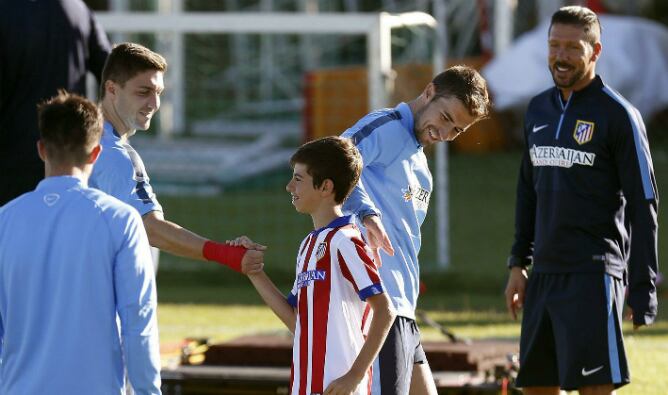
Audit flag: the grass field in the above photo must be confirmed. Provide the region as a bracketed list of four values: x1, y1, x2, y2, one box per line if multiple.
[155, 141, 668, 394]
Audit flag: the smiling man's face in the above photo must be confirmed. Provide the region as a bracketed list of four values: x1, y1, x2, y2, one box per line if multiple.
[548, 23, 599, 92]
[110, 69, 164, 133]
[413, 91, 476, 147]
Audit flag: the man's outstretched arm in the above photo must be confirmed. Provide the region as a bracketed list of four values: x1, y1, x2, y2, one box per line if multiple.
[142, 211, 264, 272]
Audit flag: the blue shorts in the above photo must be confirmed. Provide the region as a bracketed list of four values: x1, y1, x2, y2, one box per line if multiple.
[516, 272, 629, 391]
[371, 316, 427, 395]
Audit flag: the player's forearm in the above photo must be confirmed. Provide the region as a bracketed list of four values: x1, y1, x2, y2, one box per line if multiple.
[117, 287, 161, 392]
[248, 272, 296, 333]
[627, 201, 659, 325]
[121, 301, 161, 393]
[511, 151, 537, 260]
[348, 294, 395, 379]
[122, 331, 162, 394]
[142, 212, 207, 260]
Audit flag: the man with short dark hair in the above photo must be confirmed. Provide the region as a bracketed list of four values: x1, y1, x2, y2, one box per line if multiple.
[90, 43, 265, 273]
[342, 65, 492, 395]
[504, 6, 659, 395]
[0, 91, 161, 394]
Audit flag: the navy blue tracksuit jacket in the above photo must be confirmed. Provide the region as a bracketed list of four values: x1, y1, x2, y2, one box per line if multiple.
[510, 75, 659, 326]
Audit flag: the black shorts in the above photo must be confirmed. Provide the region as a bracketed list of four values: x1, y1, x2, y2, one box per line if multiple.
[516, 272, 629, 391]
[371, 316, 427, 395]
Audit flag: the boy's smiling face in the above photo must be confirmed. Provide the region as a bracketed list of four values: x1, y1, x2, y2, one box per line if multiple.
[286, 163, 321, 214]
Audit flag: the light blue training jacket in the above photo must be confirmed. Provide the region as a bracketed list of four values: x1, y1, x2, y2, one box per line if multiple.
[0, 176, 161, 394]
[342, 102, 432, 320]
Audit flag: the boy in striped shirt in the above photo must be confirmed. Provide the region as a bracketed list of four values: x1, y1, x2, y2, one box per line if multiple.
[238, 136, 396, 395]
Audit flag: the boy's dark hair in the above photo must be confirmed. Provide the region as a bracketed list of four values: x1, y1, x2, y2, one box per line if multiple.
[100, 42, 167, 99]
[549, 6, 601, 47]
[431, 65, 491, 119]
[290, 136, 362, 204]
[37, 90, 103, 166]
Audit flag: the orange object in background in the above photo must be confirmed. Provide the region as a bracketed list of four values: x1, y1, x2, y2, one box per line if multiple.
[303, 58, 510, 153]
[303, 67, 368, 142]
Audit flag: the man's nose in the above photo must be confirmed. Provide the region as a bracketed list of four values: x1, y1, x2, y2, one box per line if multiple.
[439, 128, 455, 142]
[148, 93, 159, 110]
[553, 47, 568, 60]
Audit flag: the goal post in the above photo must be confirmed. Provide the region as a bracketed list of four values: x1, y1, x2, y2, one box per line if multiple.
[95, 9, 452, 270]
[96, 11, 441, 131]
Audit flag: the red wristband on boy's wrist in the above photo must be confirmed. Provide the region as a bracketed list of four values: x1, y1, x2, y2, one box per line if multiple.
[202, 241, 246, 272]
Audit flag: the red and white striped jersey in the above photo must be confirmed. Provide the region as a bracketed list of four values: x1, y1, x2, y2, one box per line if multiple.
[287, 215, 384, 395]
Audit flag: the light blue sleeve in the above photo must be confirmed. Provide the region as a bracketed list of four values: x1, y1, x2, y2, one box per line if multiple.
[0, 207, 7, 375]
[0, 310, 4, 359]
[91, 150, 162, 217]
[90, 158, 128, 203]
[113, 210, 161, 395]
[342, 123, 404, 218]
[0, 209, 4, 363]
[344, 178, 380, 219]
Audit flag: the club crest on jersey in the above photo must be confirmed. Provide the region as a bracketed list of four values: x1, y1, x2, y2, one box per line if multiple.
[315, 242, 327, 260]
[297, 269, 327, 289]
[401, 184, 430, 210]
[402, 186, 414, 202]
[573, 120, 595, 145]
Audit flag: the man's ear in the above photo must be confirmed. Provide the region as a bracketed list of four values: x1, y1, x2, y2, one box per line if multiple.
[423, 82, 435, 102]
[104, 80, 116, 98]
[88, 144, 102, 165]
[37, 140, 47, 162]
[591, 42, 602, 62]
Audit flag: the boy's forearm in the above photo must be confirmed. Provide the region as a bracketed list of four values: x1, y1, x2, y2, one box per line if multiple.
[248, 272, 296, 333]
[347, 294, 396, 379]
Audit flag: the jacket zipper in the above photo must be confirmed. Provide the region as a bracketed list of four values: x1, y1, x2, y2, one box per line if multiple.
[555, 93, 572, 140]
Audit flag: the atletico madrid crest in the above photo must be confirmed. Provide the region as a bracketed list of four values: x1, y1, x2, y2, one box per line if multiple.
[316, 242, 327, 261]
[573, 120, 595, 145]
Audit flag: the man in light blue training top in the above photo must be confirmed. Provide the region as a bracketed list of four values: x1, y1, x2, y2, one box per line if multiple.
[90, 42, 264, 273]
[0, 91, 161, 394]
[342, 66, 491, 395]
